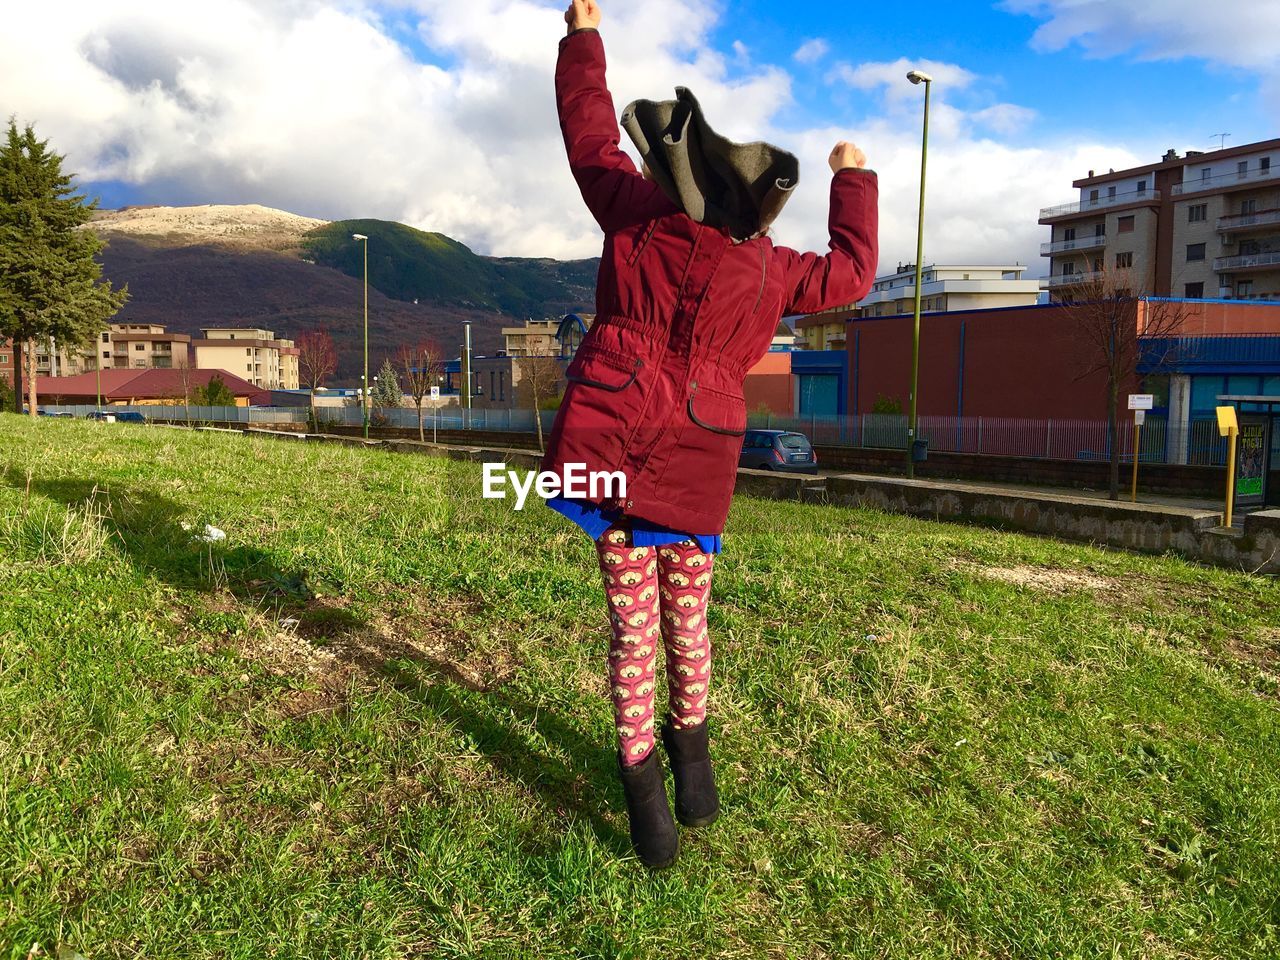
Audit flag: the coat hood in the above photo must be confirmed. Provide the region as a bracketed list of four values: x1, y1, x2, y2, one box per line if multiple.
[620, 87, 799, 241]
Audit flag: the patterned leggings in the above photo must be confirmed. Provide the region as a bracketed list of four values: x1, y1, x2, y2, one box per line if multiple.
[595, 525, 714, 765]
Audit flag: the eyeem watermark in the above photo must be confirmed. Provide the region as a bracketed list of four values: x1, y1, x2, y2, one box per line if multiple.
[483, 462, 626, 511]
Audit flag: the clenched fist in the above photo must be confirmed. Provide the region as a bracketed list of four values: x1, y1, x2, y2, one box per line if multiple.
[829, 141, 867, 174]
[565, 0, 602, 35]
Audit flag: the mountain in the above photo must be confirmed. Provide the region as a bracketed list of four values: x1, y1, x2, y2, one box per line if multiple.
[90, 205, 598, 382]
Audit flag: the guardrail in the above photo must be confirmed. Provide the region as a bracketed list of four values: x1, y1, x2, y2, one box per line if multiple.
[1041, 234, 1107, 256]
[1172, 165, 1280, 197]
[1039, 189, 1159, 220]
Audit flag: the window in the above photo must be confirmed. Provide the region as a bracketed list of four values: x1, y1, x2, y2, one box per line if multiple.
[102, 351, 110, 360]
[1238, 160, 1249, 178]
[1108, 185, 1118, 199]
[245, 348, 251, 356]
[1090, 189, 1100, 203]
[1201, 167, 1211, 182]
[1118, 215, 1135, 233]
[1186, 243, 1206, 262]
[1061, 262, 1075, 276]
[1185, 282, 1204, 298]
[1240, 240, 1261, 255]
[1238, 280, 1254, 297]
[489, 370, 495, 399]
[1093, 257, 1104, 272]
[1095, 223, 1106, 237]
[1263, 157, 1272, 174]
[1188, 204, 1207, 222]
[1116, 252, 1134, 269]
[101, 333, 110, 343]
[135, 343, 145, 351]
[1137, 180, 1147, 193]
[1063, 227, 1076, 241]
[1241, 198, 1257, 215]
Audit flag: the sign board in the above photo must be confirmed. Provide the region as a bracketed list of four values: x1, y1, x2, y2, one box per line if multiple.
[1236, 418, 1268, 505]
[1128, 394, 1154, 411]
[430, 386, 441, 401]
[1216, 405, 1238, 437]
[1133, 409, 1146, 426]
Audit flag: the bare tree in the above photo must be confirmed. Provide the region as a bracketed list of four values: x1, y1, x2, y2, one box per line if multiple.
[297, 328, 338, 429]
[1057, 258, 1192, 499]
[519, 355, 563, 453]
[397, 340, 443, 442]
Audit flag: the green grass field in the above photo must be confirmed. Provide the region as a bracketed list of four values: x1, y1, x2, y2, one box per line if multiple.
[3, 415, 1279, 959]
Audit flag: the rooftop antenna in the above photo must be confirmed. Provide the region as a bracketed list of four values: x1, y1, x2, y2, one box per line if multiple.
[1212, 133, 1231, 150]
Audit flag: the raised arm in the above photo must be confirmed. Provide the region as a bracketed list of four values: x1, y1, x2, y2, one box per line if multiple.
[776, 145, 879, 315]
[557, 3, 675, 232]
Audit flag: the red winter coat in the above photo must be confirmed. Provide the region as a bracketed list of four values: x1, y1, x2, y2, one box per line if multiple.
[542, 29, 879, 535]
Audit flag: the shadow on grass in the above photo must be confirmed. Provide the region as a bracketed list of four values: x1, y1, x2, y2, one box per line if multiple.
[332, 627, 632, 857]
[15, 472, 629, 855]
[11, 474, 334, 612]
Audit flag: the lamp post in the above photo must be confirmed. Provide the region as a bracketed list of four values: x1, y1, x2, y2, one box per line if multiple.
[352, 233, 370, 438]
[462, 321, 473, 430]
[905, 68, 932, 479]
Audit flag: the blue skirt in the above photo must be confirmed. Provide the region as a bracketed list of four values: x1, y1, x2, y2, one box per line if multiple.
[546, 496, 722, 554]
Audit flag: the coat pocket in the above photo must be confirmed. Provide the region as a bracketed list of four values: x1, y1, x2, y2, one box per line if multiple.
[565, 347, 644, 392]
[687, 381, 747, 436]
[548, 343, 650, 480]
[652, 382, 747, 519]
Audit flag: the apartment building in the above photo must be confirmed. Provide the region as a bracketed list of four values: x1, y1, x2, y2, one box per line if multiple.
[19, 322, 192, 379]
[0, 339, 14, 390]
[191, 327, 299, 390]
[793, 264, 1041, 348]
[1040, 137, 1280, 301]
[101, 323, 191, 372]
[502, 314, 595, 358]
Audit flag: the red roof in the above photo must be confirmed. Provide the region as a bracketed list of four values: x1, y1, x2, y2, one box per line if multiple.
[35, 368, 270, 404]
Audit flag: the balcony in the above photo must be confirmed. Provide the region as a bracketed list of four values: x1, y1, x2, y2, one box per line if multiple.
[1041, 271, 1105, 289]
[1041, 234, 1107, 256]
[1172, 164, 1279, 197]
[1039, 189, 1160, 221]
[1217, 209, 1280, 234]
[1213, 251, 1280, 273]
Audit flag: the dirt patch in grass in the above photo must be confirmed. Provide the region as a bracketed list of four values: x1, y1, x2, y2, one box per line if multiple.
[958, 561, 1116, 594]
[201, 589, 519, 719]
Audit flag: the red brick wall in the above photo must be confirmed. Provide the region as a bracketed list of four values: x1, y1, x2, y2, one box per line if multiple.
[744, 351, 793, 415]
[1150, 299, 1280, 335]
[850, 304, 1140, 420]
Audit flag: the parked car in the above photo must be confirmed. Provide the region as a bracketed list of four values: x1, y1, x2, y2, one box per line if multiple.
[114, 411, 148, 424]
[38, 410, 74, 418]
[739, 429, 818, 473]
[85, 411, 117, 422]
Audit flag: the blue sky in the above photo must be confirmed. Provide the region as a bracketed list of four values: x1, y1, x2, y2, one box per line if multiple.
[2, 0, 1277, 271]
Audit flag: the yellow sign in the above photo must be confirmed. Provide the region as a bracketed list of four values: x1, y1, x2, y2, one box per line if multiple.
[1216, 405, 1239, 437]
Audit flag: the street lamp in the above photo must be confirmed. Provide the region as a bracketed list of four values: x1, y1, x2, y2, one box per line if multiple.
[352, 233, 370, 438]
[905, 68, 932, 479]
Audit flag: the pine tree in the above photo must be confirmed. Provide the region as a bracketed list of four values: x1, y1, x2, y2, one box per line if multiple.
[0, 119, 128, 415]
[372, 358, 402, 409]
[193, 374, 237, 407]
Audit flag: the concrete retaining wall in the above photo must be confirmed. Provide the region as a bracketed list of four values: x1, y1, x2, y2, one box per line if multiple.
[232, 426, 1274, 576]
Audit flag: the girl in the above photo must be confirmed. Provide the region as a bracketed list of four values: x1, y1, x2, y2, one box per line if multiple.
[544, 0, 879, 868]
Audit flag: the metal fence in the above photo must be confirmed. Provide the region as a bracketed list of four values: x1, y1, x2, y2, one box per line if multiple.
[37, 403, 556, 434]
[40, 403, 1275, 468]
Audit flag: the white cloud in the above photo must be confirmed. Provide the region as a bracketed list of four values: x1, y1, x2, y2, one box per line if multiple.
[793, 39, 829, 65]
[1002, 0, 1280, 69]
[0, 0, 1158, 276]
